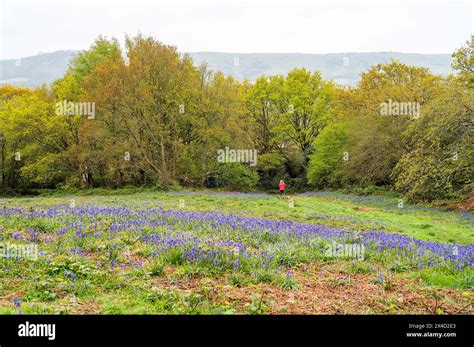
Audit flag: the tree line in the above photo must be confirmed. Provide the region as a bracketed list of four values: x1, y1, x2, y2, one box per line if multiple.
[0, 34, 472, 202]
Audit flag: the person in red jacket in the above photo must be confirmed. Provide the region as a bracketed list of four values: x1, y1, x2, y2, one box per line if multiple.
[278, 180, 286, 198]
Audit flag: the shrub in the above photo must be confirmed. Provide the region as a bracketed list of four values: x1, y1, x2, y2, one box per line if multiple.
[213, 163, 259, 191]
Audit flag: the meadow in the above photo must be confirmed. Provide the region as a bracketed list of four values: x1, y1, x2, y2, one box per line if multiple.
[0, 190, 472, 314]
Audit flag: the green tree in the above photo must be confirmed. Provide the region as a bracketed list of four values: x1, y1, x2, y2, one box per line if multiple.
[307, 122, 348, 188]
[451, 35, 473, 88]
[392, 79, 473, 201]
[338, 61, 443, 185]
[245, 75, 284, 153]
[277, 68, 334, 159]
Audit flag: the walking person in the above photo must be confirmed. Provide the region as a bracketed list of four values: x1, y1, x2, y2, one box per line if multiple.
[279, 180, 286, 198]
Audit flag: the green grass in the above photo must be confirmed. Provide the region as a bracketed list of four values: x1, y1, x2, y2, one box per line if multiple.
[14, 190, 469, 244]
[0, 189, 472, 314]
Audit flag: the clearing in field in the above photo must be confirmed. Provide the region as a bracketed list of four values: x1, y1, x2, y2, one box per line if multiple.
[0, 191, 472, 314]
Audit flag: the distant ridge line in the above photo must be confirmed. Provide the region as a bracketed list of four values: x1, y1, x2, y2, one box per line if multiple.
[0, 50, 453, 88]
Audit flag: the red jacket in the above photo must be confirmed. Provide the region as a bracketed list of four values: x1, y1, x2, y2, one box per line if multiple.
[279, 182, 285, 190]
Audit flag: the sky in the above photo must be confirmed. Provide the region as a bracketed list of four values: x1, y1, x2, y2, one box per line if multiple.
[0, 0, 472, 59]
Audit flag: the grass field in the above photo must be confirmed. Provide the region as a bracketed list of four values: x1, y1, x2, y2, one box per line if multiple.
[0, 190, 472, 314]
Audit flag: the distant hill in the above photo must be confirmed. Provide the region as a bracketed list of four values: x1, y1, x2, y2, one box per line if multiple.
[0, 51, 76, 88]
[0, 50, 453, 88]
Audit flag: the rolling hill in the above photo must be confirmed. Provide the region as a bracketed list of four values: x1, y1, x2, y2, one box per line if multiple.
[0, 50, 453, 88]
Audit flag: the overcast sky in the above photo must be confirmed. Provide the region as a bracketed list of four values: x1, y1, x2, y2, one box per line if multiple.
[0, 0, 472, 59]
